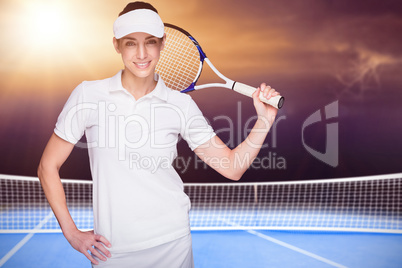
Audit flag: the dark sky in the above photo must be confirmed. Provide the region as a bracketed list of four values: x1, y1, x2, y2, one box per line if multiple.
[0, 0, 401, 182]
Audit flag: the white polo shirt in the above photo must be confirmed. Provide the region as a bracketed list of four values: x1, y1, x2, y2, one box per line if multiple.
[54, 70, 215, 253]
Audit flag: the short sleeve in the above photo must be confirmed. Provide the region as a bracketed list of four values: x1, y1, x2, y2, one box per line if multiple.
[181, 97, 216, 151]
[54, 83, 90, 144]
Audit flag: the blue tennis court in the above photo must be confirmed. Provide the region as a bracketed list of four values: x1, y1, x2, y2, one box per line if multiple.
[1, 231, 402, 267]
[1, 174, 402, 267]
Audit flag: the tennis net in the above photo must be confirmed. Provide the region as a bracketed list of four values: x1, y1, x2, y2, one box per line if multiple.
[1, 173, 401, 233]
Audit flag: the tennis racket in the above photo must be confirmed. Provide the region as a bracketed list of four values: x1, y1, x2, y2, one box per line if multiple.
[156, 23, 284, 109]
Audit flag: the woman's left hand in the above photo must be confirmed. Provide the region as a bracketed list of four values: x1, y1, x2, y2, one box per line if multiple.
[252, 83, 279, 126]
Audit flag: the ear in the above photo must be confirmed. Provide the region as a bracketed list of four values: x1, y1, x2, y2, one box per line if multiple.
[113, 37, 121, 54]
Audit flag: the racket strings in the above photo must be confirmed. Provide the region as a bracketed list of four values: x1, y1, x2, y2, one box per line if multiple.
[156, 27, 201, 91]
[159, 32, 189, 87]
[163, 29, 199, 84]
[158, 30, 198, 89]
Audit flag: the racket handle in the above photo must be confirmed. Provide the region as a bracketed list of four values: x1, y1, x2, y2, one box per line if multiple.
[233, 82, 284, 109]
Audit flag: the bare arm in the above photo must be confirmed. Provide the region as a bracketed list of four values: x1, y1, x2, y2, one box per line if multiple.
[194, 83, 279, 181]
[38, 133, 111, 264]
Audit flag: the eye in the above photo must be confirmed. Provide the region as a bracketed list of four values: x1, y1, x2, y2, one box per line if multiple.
[146, 39, 158, 45]
[125, 41, 136, 46]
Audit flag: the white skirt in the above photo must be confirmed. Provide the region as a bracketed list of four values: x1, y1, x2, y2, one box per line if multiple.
[92, 234, 194, 268]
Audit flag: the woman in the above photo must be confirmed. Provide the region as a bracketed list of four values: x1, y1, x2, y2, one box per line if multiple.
[38, 2, 280, 267]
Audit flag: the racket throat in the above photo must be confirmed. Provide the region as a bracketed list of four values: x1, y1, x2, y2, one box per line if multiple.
[196, 57, 236, 89]
[182, 83, 196, 93]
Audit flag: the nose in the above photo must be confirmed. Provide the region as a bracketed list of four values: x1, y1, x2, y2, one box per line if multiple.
[137, 43, 147, 59]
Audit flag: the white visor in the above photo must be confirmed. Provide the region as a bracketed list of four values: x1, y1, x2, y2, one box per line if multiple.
[113, 9, 164, 39]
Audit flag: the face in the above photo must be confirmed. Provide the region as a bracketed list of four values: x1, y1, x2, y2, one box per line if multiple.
[113, 32, 165, 79]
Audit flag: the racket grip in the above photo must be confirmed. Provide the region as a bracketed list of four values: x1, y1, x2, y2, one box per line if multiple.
[233, 82, 284, 109]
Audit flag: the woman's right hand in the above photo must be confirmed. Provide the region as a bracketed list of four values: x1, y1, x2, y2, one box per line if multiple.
[38, 135, 112, 265]
[65, 229, 112, 265]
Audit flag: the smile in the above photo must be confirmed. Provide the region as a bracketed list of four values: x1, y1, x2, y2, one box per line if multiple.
[134, 61, 151, 69]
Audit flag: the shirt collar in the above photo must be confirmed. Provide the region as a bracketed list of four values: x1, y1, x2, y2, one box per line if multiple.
[109, 70, 168, 102]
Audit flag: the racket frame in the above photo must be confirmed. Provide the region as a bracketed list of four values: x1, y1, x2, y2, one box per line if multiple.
[162, 23, 284, 108]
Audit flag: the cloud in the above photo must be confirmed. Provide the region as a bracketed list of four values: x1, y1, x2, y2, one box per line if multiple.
[333, 47, 402, 97]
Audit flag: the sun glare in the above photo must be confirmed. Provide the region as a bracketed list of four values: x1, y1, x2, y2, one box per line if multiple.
[0, 1, 89, 94]
[33, 9, 64, 38]
[22, 2, 72, 50]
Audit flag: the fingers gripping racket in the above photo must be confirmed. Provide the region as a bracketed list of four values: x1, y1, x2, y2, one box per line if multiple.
[156, 24, 284, 109]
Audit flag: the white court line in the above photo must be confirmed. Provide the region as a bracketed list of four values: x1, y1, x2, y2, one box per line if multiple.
[0, 211, 54, 267]
[220, 219, 347, 268]
[246, 229, 347, 268]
